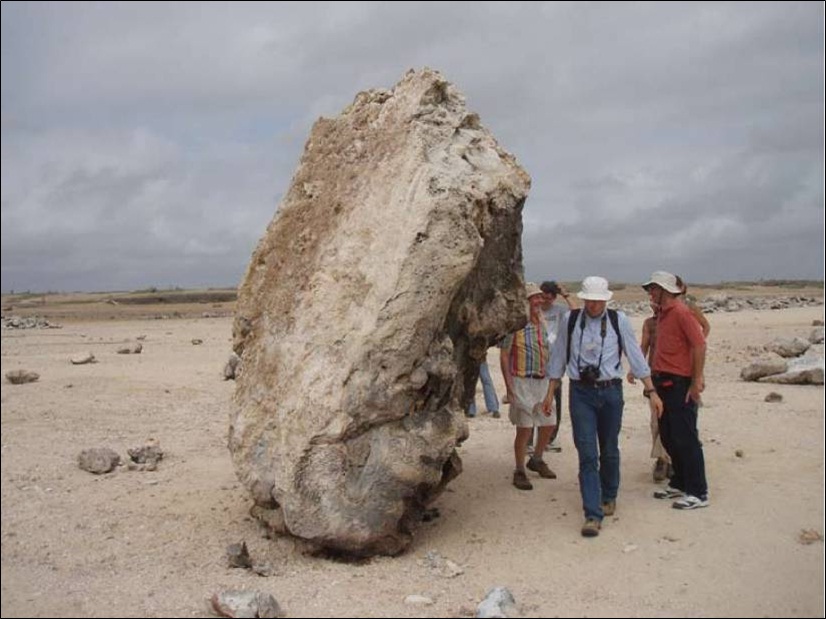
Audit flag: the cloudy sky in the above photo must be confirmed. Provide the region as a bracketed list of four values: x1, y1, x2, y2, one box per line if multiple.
[2, 2, 823, 293]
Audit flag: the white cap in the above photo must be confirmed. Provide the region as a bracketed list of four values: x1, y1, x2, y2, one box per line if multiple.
[642, 271, 682, 294]
[576, 276, 613, 301]
[525, 282, 544, 299]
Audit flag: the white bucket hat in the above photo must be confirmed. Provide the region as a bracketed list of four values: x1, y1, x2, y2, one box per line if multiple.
[642, 271, 682, 294]
[525, 282, 544, 299]
[576, 276, 613, 301]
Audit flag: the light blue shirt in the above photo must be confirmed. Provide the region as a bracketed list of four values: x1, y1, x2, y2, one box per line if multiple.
[542, 303, 567, 378]
[548, 308, 651, 381]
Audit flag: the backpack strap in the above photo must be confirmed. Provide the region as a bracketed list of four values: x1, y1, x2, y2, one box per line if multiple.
[565, 309, 581, 365]
[607, 309, 624, 368]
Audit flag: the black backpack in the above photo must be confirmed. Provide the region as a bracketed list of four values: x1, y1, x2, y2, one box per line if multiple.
[566, 308, 624, 368]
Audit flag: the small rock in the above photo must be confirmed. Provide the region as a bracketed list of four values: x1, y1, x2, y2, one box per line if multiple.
[224, 352, 241, 380]
[227, 541, 252, 569]
[5, 369, 39, 384]
[735, 449, 744, 458]
[798, 529, 824, 545]
[70, 353, 96, 365]
[477, 587, 516, 618]
[78, 447, 121, 474]
[764, 392, 783, 403]
[128, 439, 163, 466]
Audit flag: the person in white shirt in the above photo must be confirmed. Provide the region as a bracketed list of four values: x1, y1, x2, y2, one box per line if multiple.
[538, 280, 576, 452]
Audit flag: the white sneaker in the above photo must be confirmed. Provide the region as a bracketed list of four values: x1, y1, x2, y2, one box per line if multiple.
[545, 440, 562, 453]
[672, 494, 709, 510]
[653, 485, 684, 499]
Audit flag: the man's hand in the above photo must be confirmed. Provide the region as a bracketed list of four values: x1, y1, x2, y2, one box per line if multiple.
[650, 392, 664, 418]
[542, 392, 555, 416]
[687, 376, 705, 403]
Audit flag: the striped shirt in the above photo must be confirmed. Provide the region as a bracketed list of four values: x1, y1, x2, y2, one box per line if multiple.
[501, 320, 549, 378]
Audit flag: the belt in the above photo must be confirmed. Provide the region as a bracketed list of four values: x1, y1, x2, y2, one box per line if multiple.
[571, 378, 622, 388]
[519, 374, 547, 380]
[652, 372, 691, 384]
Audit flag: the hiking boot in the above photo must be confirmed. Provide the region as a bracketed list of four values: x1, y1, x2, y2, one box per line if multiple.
[491, 410, 501, 419]
[602, 500, 616, 516]
[526, 456, 557, 479]
[653, 485, 684, 499]
[672, 494, 709, 510]
[652, 458, 668, 482]
[512, 469, 533, 491]
[581, 519, 601, 537]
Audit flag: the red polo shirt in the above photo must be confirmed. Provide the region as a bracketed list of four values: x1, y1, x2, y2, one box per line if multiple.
[652, 301, 706, 378]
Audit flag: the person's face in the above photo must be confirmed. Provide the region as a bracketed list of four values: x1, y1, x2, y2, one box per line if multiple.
[647, 285, 665, 307]
[584, 299, 606, 317]
[540, 292, 555, 309]
[529, 294, 545, 319]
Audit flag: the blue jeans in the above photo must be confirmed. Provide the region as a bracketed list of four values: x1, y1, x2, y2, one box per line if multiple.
[569, 381, 624, 521]
[468, 361, 499, 416]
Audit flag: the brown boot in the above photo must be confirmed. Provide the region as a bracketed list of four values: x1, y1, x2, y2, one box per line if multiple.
[581, 519, 601, 537]
[526, 456, 557, 479]
[512, 469, 533, 490]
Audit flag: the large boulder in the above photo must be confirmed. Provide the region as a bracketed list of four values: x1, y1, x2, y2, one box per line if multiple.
[230, 68, 530, 556]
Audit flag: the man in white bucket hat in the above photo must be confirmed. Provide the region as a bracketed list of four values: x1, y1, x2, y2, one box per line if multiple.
[643, 271, 709, 511]
[548, 276, 662, 537]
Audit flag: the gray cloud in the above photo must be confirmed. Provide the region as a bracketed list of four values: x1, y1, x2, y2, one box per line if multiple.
[2, 1, 823, 292]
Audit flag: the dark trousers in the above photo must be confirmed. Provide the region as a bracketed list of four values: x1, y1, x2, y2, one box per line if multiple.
[655, 374, 708, 498]
[548, 384, 563, 443]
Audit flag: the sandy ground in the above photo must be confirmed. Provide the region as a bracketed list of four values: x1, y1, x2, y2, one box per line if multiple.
[1, 304, 824, 618]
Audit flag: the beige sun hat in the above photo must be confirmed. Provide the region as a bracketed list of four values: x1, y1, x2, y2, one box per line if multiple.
[576, 276, 613, 301]
[642, 271, 682, 294]
[525, 282, 544, 299]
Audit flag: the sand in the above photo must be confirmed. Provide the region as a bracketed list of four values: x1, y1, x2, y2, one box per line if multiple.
[1, 301, 823, 617]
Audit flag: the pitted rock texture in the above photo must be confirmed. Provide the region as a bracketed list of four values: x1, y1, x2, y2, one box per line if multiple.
[231, 68, 530, 556]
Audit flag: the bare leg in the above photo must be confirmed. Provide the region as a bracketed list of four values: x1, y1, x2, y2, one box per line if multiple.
[514, 426, 533, 470]
[534, 425, 555, 455]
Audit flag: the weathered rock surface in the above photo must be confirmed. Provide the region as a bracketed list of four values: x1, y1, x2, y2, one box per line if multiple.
[5, 369, 40, 384]
[765, 336, 811, 358]
[230, 68, 529, 556]
[77, 447, 121, 474]
[740, 354, 788, 381]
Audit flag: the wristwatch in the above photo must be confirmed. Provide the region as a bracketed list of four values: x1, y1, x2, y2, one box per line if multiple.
[643, 388, 655, 399]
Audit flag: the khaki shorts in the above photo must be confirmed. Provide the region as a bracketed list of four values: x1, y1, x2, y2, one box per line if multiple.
[509, 376, 557, 428]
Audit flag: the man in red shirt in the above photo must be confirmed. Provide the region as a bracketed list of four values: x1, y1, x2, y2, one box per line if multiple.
[643, 271, 709, 510]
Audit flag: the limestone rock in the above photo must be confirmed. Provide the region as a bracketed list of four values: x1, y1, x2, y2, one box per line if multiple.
[230, 68, 529, 556]
[759, 353, 824, 385]
[740, 354, 787, 381]
[764, 336, 811, 358]
[77, 447, 121, 474]
[477, 586, 517, 618]
[224, 352, 241, 380]
[5, 369, 39, 384]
